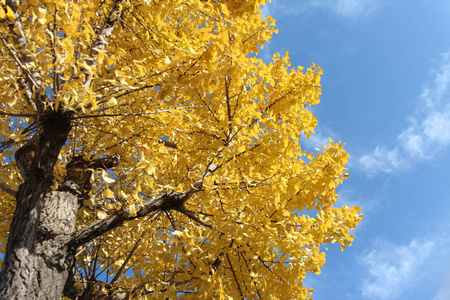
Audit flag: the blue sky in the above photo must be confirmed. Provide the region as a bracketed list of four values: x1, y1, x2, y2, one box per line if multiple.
[262, 1, 450, 299]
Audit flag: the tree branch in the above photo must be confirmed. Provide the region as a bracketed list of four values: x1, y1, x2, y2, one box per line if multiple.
[4, 0, 44, 113]
[174, 205, 212, 228]
[84, 0, 126, 87]
[0, 111, 35, 117]
[72, 106, 204, 119]
[226, 253, 243, 297]
[70, 180, 203, 248]
[110, 231, 145, 285]
[0, 182, 16, 198]
[157, 138, 178, 149]
[63, 263, 88, 299]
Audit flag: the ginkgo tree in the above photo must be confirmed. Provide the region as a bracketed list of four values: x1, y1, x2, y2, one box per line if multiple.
[0, 0, 361, 299]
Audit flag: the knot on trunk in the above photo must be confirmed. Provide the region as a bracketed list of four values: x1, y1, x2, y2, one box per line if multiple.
[14, 110, 74, 181]
[15, 136, 38, 181]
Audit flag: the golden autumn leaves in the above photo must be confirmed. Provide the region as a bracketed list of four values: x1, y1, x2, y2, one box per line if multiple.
[0, 0, 361, 298]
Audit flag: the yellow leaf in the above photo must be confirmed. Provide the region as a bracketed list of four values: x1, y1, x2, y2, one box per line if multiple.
[220, 4, 229, 15]
[97, 211, 108, 219]
[101, 170, 115, 184]
[172, 230, 183, 237]
[128, 204, 137, 217]
[83, 198, 95, 206]
[5, 6, 15, 22]
[103, 188, 115, 198]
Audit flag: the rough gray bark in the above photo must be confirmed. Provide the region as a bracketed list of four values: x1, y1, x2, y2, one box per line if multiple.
[0, 111, 75, 299]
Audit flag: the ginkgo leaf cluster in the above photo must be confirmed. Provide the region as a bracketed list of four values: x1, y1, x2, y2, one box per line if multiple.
[0, 0, 362, 299]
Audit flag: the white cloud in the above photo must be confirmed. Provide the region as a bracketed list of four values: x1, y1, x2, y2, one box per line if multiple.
[359, 239, 435, 299]
[359, 147, 406, 177]
[359, 52, 450, 176]
[330, 0, 381, 18]
[262, 0, 383, 19]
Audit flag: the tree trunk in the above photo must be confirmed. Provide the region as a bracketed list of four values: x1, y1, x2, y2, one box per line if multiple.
[0, 111, 77, 299]
[0, 110, 202, 299]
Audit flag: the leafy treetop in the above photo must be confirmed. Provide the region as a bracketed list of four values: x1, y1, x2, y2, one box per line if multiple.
[0, 0, 361, 299]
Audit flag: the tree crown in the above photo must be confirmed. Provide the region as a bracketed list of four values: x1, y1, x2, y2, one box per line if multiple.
[0, 0, 361, 298]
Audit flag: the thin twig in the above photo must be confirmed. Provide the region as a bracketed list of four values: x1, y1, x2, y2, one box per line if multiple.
[0, 111, 35, 117]
[110, 230, 146, 284]
[175, 206, 212, 228]
[226, 253, 243, 298]
[72, 106, 204, 119]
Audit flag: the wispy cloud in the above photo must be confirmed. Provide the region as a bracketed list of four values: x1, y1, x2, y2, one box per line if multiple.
[317, 0, 383, 19]
[360, 52, 450, 176]
[359, 239, 435, 299]
[434, 286, 450, 300]
[262, 0, 384, 20]
[359, 147, 405, 176]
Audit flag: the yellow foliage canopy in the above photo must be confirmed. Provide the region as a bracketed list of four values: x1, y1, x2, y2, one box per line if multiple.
[0, 0, 361, 298]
